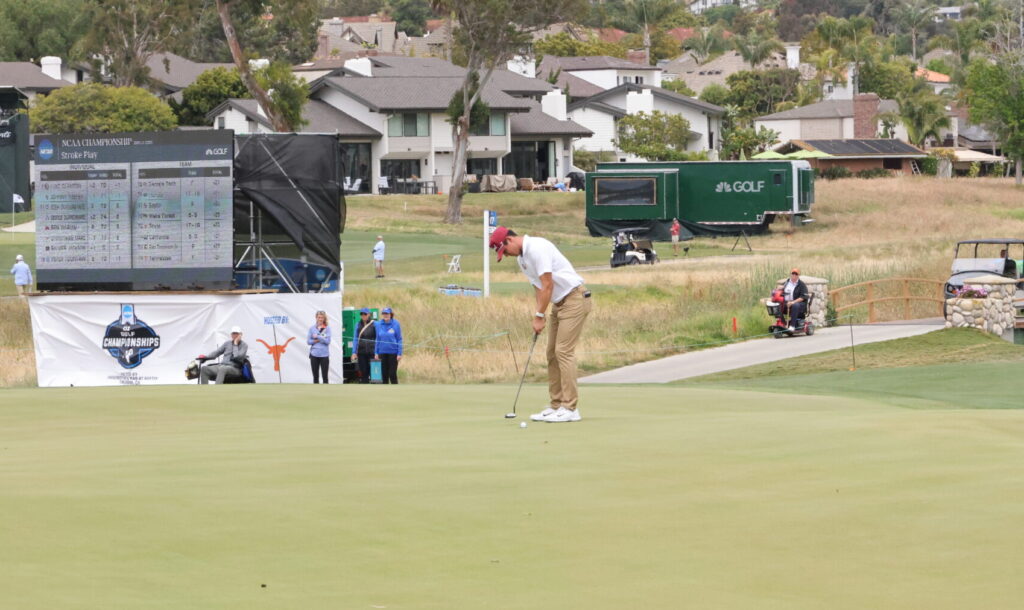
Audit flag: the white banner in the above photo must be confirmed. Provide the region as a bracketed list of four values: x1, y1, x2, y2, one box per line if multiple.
[29, 292, 343, 387]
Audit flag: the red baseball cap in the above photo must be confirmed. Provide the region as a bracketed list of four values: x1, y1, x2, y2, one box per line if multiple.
[489, 226, 510, 261]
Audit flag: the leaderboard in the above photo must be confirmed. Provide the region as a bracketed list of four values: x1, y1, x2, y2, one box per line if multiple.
[34, 131, 234, 289]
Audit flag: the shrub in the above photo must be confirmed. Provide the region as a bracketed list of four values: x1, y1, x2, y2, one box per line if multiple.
[820, 166, 853, 180]
[573, 149, 617, 172]
[855, 168, 893, 179]
[919, 156, 938, 175]
[968, 162, 981, 178]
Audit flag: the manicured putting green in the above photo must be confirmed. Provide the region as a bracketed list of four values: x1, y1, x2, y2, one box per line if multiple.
[2, 383, 1024, 608]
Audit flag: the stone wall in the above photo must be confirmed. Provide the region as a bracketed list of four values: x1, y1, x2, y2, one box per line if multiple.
[776, 275, 829, 327]
[944, 275, 1017, 339]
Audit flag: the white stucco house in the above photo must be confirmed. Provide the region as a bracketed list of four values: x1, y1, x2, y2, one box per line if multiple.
[208, 56, 592, 194]
[566, 83, 725, 161]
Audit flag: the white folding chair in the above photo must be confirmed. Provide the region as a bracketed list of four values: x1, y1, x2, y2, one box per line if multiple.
[446, 254, 462, 273]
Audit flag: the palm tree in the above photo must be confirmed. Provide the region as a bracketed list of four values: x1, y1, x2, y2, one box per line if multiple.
[930, 17, 992, 66]
[616, 0, 678, 65]
[895, 0, 933, 59]
[899, 82, 952, 147]
[732, 31, 784, 69]
[685, 25, 725, 65]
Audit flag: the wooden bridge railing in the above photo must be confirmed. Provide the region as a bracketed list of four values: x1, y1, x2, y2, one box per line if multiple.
[830, 278, 946, 323]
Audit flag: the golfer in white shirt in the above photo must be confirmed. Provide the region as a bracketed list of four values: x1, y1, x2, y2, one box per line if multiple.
[489, 226, 592, 423]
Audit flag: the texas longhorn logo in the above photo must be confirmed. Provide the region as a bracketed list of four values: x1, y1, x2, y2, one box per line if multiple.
[257, 337, 295, 372]
[102, 304, 161, 368]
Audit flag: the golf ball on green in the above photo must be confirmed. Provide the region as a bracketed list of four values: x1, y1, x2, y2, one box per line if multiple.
[520, 422, 527, 428]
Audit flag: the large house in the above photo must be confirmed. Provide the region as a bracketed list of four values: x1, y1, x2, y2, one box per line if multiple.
[568, 84, 725, 160]
[755, 94, 908, 143]
[210, 56, 592, 194]
[0, 60, 70, 116]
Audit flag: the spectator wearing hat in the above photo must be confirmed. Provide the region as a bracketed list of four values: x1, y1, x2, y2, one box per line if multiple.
[307, 310, 332, 383]
[351, 307, 377, 383]
[10, 254, 32, 297]
[489, 226, 592, 423]
[373, 307, 402, 384]
[783, 268, 808, 330]
[373, 235, 386, 279]
[198, 326, 249, 384]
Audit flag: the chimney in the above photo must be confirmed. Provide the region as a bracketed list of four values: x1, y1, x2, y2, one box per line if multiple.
[784, 44, 800, 70]
[325, 17, 345, 38]
[40, 56, 63, 81]
[626, 50, 648, 66]
[345, 57, 373, 76]
[317, 33, 330, 59]
[853, 93, 880, 139]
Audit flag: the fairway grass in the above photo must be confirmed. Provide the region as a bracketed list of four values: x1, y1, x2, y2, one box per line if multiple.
[3, 384, 1024, 608]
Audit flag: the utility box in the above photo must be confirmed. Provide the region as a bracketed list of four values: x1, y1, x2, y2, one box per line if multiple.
[341, 307, 379, 381]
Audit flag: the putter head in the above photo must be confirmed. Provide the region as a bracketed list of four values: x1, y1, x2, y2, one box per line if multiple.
[504, 413, 517, 419]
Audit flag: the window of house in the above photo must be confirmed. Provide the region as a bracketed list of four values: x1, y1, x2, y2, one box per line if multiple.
[470, 112, 507, 136]
[883, 158, 902, 170]
[388, 113, 430, 137]
[635, 76, 644, 85]
[217, 116, 225, 129]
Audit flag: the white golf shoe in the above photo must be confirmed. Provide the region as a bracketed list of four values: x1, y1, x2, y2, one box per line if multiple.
[542, 406, 581, 423]
[530, 406, 557, 422]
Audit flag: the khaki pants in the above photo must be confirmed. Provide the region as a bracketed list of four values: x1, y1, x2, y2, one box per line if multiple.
[547, 285, 592, 410]
[16, 284, 27, 297]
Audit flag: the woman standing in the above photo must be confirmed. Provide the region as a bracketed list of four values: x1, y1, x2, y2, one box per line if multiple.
[374, 306, 403, 384]
[307, 310, 332, 383]
[351, 307, 376, 383]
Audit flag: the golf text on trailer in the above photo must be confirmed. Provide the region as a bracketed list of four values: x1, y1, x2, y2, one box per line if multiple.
[715, 180, 765, 193]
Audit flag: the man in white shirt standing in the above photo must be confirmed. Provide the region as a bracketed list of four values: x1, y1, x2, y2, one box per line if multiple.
[372, 235, 386, 279]
[489, 226, 592, 423]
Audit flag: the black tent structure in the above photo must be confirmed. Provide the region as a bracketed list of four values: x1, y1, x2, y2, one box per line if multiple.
[233, 134, 346, 293]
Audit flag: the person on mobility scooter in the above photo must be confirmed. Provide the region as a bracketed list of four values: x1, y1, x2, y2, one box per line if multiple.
[766, 268, 814, 337]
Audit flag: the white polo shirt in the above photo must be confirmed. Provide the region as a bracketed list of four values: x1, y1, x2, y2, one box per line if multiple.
[517, 235, 584, 303]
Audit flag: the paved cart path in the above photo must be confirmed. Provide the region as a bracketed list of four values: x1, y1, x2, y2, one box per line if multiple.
[581, 320, 946, 384]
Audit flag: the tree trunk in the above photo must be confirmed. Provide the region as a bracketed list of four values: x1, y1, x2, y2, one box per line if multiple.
[215, 0, 288, 132]
[643, 26, 651, 66]
[445, 117, 470, 224]
[1016, 158, 1022, 185]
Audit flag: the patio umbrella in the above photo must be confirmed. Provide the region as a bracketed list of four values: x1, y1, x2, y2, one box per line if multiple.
[752, 150, 786, 159]
[788, 149, 832, 159]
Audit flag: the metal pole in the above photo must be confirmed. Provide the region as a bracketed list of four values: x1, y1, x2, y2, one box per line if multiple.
[848, 317, 857, 371]
[271, 323, 283, 384]
[483, 209, 490, 298]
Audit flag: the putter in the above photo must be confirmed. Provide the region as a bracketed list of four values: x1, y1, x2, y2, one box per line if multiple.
[506, 332, 540, 419]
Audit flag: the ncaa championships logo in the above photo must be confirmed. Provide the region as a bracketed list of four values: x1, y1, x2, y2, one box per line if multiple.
[102, 304, 161, 368]
[38, 139, 54, 160]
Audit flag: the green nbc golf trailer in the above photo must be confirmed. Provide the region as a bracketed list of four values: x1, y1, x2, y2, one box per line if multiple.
[585, 160, 815, 240]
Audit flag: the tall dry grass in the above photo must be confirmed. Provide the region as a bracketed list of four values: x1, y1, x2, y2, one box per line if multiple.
[0, 298, 36, 388]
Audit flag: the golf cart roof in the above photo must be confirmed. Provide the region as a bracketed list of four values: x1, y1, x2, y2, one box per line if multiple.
[956, 239, 1024, 245]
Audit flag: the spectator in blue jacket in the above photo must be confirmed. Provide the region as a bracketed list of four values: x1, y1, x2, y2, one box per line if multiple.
[374, 306, 403, 384]
[307, 310, 332, 383]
